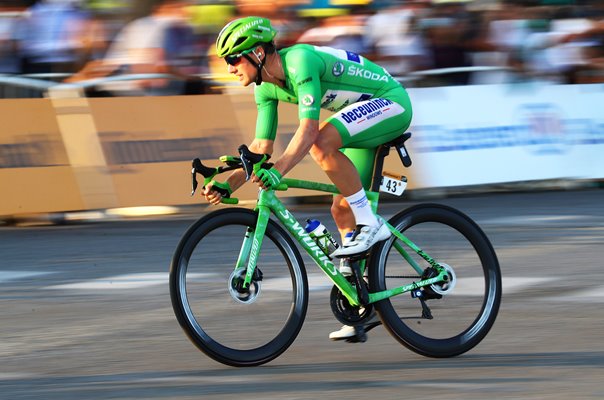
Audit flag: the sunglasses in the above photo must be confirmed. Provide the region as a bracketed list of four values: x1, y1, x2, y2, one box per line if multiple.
[224, 48, 255, 66]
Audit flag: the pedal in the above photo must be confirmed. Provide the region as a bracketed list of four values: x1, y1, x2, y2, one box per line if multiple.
[337, 250, 370, 261]
[364, 320, 382, 333]
[345, 326, 368, 343]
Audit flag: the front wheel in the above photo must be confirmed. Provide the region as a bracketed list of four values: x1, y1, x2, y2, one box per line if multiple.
[170, 208, 308, 367]
[369, 204, 501, 358]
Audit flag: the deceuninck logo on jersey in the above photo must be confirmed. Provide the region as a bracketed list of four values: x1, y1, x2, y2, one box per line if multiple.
[335, 99, 405, 136]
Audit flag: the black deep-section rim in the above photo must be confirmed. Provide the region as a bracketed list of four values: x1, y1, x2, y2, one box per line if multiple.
[169, 208, 308, 366]
[369, 203, 502, 358]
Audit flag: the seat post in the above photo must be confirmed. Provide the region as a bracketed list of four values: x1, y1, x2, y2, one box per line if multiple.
[368, 131, 412, 193]
[370, 144, 391, 193]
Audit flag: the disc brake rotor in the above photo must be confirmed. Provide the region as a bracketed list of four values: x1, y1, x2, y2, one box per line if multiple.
[228, 268, 261, 304]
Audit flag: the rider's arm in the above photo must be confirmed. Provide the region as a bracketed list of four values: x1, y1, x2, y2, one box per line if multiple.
[228, 91, 277, 190]
[204, 88, 278, 204]
[266, 47, 323, 177]
[272, 118, 319, 176]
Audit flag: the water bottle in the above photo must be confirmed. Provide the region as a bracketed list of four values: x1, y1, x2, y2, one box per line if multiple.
[304, 219, 339, 257]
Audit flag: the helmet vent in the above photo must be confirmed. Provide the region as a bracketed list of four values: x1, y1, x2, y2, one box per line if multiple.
[233, 37, 247, 48]
[219, 32, 232, 47]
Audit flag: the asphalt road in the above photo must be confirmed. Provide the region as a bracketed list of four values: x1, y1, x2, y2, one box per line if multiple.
[1, 188, 603, 399]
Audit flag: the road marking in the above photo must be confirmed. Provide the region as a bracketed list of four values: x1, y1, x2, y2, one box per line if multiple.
[262, 274, 333, 292]
[481, 215, 594, 225]
[548, 285, 604, 302]
[40, 271, 580, 298]
[451, 277, 557, 296]
[0, 372, 37, 380]
[0, 271, 53, 283]
[578, 286, 604, 297]
[45, 273, 210, 290]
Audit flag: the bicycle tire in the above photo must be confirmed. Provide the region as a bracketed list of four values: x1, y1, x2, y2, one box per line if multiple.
[170, 208, 308, 367]
[368, 203, 501, 358]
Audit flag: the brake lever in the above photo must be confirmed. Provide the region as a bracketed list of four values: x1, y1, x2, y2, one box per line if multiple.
[191, 166, 198, 196]
[191, 158, 219, 196]
[191, 159, 206, 195]
[238, 146, 253, 181]
[238, 145, 271, 181]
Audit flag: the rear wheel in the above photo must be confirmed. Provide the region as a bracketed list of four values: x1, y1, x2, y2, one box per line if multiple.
[170, 208, 308, 367]
[369, 204, 501, 358]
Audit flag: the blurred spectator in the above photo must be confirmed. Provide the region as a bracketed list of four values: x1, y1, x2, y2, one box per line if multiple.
[472, 3, 536, 84]
[365, 2, 430, 77]
[16, 0, 94, 74]
[419, 2, 475, 85]
[65, 0, 209, 96]
[2, 0, 604, 93]
[296, 14, 370, 55]
[554, 8, 604, 83]
[0, 6, 22, 74]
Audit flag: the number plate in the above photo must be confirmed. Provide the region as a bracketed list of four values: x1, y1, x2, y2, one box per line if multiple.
[380, 173, 407, 196]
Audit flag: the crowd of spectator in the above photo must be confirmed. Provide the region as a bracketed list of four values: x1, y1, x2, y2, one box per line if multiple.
[294, 0, 604, 86]
[0, 0, 603, 97]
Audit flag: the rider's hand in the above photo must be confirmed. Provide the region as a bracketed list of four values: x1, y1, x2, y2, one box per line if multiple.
[253, 166, 282, 189]
[203, 180, 232, 205]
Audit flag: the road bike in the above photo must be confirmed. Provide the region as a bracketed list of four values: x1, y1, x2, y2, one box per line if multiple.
[169, 132, 502, 367]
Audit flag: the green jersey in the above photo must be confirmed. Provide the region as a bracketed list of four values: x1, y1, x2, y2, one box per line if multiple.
[254, 44, 407, 141]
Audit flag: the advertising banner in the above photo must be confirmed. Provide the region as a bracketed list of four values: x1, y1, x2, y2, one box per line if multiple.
[408, 84, 604, 188]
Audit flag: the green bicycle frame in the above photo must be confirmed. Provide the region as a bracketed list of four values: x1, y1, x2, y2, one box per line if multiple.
[236, 177, 449, 307]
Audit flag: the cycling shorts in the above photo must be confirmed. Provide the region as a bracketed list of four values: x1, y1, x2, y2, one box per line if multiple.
[324, 88, 412, 189]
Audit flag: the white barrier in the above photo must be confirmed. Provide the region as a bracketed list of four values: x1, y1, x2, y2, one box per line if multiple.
[407, 83, 604, 188]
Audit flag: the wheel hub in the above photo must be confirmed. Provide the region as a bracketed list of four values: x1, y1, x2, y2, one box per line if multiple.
[228, 268, 261, 304]
[429, 263, 456, 296]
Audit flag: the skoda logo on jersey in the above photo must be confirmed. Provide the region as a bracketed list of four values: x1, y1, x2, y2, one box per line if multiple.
[348, 65, 389, 82]
[332, 62, 344, 77]
[340, 99, 394, 124]
[301, 94, 314, 106]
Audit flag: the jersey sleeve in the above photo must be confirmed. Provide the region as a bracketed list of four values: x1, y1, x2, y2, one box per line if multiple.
[254, 85, 279, 141]
[286, 48, 324, 121]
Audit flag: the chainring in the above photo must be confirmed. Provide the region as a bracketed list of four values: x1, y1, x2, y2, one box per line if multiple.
[329, 285, 374, 326]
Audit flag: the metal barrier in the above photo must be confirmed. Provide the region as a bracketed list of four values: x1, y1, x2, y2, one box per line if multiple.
[0, 73, 204, 98]
[0, 66, 512, 99]
[0, 75, 57, 98]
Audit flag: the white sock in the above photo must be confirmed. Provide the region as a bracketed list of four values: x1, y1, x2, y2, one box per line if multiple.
[345, 189, 379, 227]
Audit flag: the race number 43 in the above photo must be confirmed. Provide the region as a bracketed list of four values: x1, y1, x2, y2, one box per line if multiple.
[380, 172, 407, 196]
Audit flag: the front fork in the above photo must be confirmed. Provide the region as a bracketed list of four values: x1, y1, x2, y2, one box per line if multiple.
[233, 206, 270, 289]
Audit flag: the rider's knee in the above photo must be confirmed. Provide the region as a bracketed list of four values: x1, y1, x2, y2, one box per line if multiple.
[309, 145, 328, 165]
[310, 140, 339, 166]
[310, 125, 342, 166]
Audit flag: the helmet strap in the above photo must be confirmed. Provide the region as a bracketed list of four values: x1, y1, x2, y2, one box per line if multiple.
[243, 53, 265, 85]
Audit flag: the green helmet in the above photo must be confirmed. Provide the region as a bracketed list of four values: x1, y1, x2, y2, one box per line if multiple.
[215, 16, 277, 58]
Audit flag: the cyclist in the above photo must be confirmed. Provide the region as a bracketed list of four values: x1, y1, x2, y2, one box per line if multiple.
[204, 16, 413, 341]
